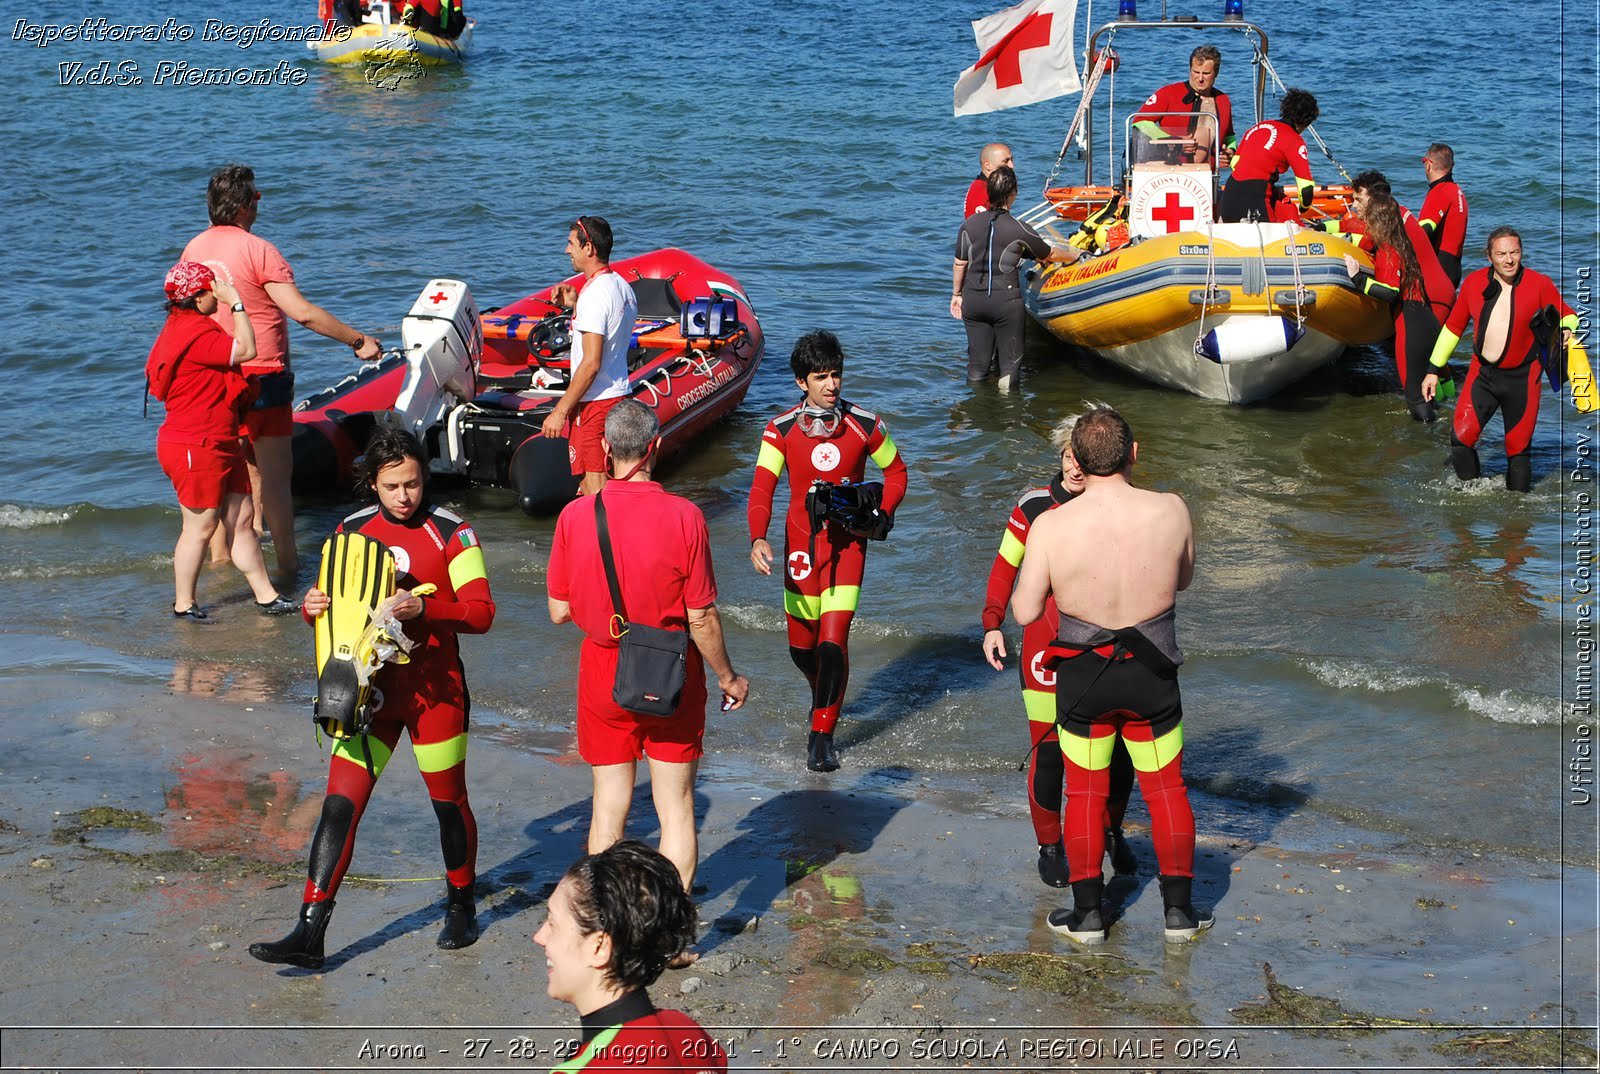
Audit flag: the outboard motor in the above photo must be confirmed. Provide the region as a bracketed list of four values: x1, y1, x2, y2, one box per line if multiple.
[388, 278, 481, 443]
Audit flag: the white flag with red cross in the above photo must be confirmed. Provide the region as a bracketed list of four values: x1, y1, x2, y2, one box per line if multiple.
[953, 0, 1081, 117]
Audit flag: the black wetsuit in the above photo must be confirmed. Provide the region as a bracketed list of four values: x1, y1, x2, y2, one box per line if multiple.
[955, 208, 1052, 383]
[1046, 607, 1195, 886]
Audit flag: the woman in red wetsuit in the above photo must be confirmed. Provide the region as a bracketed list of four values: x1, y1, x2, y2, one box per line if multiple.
[248, 428, 495, 968]
[1342, 193, 1450, 423]
[536, 841, 727, 1073]
[1218, 89, 1319, 224]
[150, 261, 295, 620]
[980, 416, 1136, 888]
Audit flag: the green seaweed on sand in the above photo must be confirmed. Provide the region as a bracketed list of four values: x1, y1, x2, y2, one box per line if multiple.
[968, 951, 1145, 1004]
[52, 807, 161, 842]
[811, 945, 897, 973]
[1231, 962, 1437, 1038]
[1435, 1029, 1597, 1068]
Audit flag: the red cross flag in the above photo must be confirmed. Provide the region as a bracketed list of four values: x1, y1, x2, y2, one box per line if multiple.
[953, 0, 1081, 116]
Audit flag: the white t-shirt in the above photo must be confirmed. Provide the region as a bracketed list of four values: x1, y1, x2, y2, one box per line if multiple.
[571, 269, 637, 401]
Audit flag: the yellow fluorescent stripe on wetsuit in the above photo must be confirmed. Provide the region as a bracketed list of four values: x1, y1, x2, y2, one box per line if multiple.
[870, 434, 899, 471]
[414, 733, 468, 773]
[1562, 314, 1581, 333]
[756, 441, 786, 477]
[447, 545, 487, 593]
[1429, 328, 1462, 369]
[998, 530, 1025, 568]
[1295, 176, 1315, 208]
[783, 584, 862, 620]
[332, 734, 395, 778]
[1023, 689, 1056, 724]
[552, 1025, 623, 1074]
[1122, 723, 1185, 772]
[1058, 727, 1118, 770]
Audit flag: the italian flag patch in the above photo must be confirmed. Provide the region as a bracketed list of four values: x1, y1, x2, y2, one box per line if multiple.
[458, 528, 479, 548]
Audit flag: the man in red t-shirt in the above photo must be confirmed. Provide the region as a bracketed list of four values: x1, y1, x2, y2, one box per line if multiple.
[963, 142, 1013, 217]
[548, 399, 749, 914]
[183, 163, 383, 577]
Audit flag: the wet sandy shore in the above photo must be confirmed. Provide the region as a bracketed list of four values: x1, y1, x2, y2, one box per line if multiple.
[0, 642, 1594, 1073]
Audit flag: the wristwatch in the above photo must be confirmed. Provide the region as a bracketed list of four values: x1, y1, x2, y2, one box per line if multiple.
[230, 302, 246, 313]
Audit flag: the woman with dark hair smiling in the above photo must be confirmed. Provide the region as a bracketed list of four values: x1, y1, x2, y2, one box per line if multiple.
[535, 841, 726, 1073]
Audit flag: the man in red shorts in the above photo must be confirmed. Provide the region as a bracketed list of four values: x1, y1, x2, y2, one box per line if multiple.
[541, 215, 639, 497]
[548, 399, 749, 939]
[183, 163, 383, 578]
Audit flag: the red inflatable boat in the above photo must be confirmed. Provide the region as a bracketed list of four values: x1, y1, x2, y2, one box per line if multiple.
[291, 248, 764, 513]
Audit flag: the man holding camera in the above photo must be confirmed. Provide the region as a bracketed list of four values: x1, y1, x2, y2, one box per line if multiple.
[747, 330, 908, 773]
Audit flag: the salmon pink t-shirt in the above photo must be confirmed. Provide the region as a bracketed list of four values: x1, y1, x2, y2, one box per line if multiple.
[181, 225, 295, 376]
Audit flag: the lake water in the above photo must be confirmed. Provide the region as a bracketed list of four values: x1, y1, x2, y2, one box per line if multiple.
[1, 0, 1594, 864]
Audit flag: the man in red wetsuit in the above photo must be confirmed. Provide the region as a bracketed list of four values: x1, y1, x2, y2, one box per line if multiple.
[248, 428, 495, 968]
[1419, 143, 1470, 287]
[1423, 227, 1578, 492]
[1321, 170, 1454, 322]
[548, 399, 748, 927]
[536, 841, 727, 1073]
[963, 142, 1013, 217]
[1218, 89, 1319, 224]
[749, 330, 909, 773]
[1131, 45, 1235, 166]
[982, 415, 1136, 888]
[1013, 406, 1210, 945]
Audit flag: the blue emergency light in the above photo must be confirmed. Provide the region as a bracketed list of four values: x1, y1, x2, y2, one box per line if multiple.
[1117, 0, 1138, 20]
[1223, 0, 1244, 20]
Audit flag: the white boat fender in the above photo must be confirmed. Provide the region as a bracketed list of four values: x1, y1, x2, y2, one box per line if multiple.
[1196, 317, 1304, 365]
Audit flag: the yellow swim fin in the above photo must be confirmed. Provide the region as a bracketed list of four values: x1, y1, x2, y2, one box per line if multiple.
[312, 531, 396, 741]
[1570, 338, 1597, 414]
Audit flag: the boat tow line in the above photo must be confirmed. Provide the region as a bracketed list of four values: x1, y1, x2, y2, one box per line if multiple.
[1043, 31, 1118, 194]
[1247, 34, 1353, 184]
[1193, 218, 1221, 359]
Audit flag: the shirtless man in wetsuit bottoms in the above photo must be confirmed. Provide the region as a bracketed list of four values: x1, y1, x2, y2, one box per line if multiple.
[1011, 406, 1212, 945]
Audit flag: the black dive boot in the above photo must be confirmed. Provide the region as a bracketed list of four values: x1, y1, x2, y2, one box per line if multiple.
[1047, 877, 1107, 944]
[1160, 875, 1214, 942]
[248, 900, 334, 968]
[806, 730, 840, 772]
[1036, 841, 1069, 888]
[436, 883, 479, 950]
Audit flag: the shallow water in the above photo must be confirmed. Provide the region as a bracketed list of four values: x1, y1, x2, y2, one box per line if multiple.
[1, 0, 1594, 861]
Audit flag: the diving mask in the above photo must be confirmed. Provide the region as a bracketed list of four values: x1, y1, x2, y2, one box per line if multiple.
[798, 404, 841, 438]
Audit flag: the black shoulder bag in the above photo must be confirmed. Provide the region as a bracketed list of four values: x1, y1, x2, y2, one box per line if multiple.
[595, 490, 689, 717]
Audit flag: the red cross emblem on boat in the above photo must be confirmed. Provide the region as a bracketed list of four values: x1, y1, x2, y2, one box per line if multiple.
[429, 289, 450, 304]
[1150, 192, 1196, 233]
